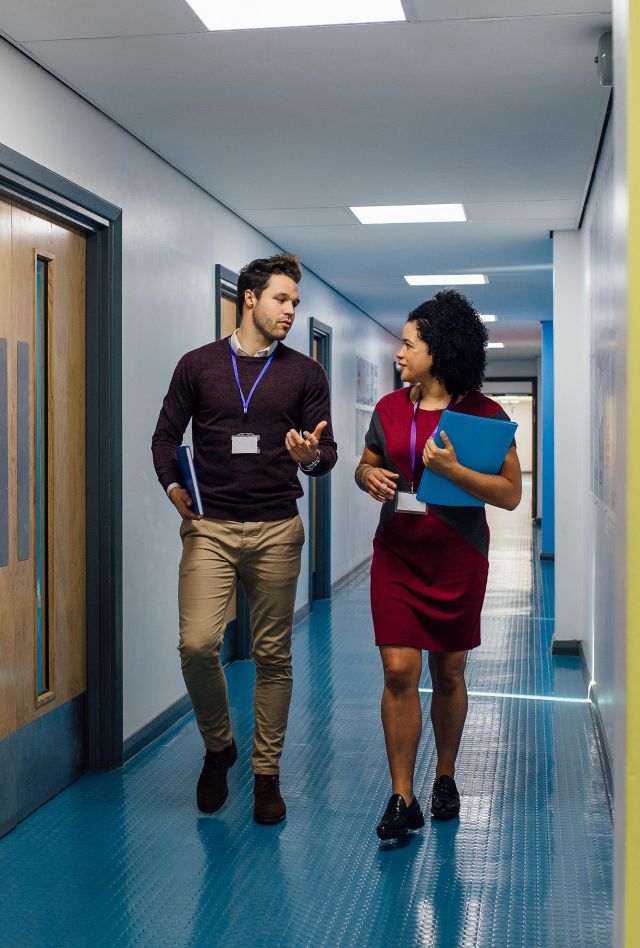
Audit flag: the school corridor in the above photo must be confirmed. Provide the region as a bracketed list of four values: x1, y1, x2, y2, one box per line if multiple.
[0, 478, 612, 947]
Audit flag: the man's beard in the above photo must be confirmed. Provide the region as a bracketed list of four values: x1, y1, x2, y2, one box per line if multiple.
[253, 311, 288, 342]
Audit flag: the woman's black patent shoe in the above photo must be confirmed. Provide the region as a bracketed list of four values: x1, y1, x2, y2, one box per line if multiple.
[430, 775, 461, 820]
[376, 793, 425, 840]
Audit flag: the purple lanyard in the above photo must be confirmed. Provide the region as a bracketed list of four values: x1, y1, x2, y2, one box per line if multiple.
[230, 341, 276, 416]
[409, 390, 457, 491]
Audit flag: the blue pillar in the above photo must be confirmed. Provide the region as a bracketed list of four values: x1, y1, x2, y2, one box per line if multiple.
[541, 320, 554, 558]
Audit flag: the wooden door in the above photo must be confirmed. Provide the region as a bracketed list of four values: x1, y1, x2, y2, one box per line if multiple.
[0, 198, 86, 836]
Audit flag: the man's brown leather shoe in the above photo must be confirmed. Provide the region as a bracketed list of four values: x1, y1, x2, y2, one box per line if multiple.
[253, 773, 286, 824]
[196, 739, 237, 813]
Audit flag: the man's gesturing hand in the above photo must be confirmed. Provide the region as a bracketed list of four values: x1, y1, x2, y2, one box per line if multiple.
[285, 420, 327, 466]
[168, 486, 201, 520]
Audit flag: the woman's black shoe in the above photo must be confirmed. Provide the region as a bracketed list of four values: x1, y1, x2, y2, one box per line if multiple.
[430, 775, 461, 820]
[376, 793, 425, 840]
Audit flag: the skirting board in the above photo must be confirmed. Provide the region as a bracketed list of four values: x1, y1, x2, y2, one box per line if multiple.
[123, 694, 192, 763]
[331, 556, 371, 595]
[588, 682, 613, 820]
[550, 638, 581, 656]
[572, 640, 613, 819]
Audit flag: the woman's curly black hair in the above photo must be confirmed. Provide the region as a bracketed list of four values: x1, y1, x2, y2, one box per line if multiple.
[407, 289, 488, 394]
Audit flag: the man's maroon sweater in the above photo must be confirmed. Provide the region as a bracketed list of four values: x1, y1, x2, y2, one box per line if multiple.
[151, 338, 337, 522]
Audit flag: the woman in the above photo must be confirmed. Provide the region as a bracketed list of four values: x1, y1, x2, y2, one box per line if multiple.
[355, 289, 521, 840]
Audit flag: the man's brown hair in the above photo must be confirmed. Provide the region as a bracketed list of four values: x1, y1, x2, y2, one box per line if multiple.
[237, 254, 302, 320]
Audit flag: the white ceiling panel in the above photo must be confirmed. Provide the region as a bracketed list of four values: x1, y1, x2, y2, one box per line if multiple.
[239, 207, 358, 229]
[0, 1, 614, 356]
[0, 0, 204, 42]
[21, 17, 610, 211]
[409, 0, 610, 20]
[465, 200, 579, 222]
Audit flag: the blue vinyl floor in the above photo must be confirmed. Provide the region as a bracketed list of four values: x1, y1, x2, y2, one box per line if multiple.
[0, 482, 612, 947]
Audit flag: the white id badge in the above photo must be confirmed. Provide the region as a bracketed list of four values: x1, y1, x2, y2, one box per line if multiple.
[232, 432, 260, 454]
[395, 491, 428, 515]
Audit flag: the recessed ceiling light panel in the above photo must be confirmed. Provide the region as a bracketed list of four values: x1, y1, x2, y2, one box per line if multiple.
[404, 274, 488, 286]
[480, 314, 496, 322]
[350, 204, 466, 224]
[487, 342, 505, 349]
[187, 0, 406, 30]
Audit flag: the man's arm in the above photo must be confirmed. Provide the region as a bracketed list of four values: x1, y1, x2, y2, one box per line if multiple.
[151, 354, 196, 493]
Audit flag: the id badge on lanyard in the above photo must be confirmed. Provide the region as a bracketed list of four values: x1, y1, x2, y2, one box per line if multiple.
[394, 389, 456, 515]
[229, 342, 275, 455]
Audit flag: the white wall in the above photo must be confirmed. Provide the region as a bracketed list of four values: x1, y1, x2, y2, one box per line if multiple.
[0, 39, 396, 739]
[552, 231, 591, 663]
[583, 129, 618, 757]
[553, 122, 619, 766]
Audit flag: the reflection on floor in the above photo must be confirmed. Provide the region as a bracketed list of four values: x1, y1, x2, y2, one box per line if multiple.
[0, 481, 612, 947]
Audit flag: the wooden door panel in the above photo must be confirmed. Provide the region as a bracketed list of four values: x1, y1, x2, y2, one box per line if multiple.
[48, 222, 86, 705]
[10, 205, 86, 729]
[11, 205, 52, 729]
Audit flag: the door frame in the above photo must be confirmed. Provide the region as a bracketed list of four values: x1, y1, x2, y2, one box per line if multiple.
[483, 374, 538, 518]
[308, 318, 332, 603]
[0, 144, 124, 771]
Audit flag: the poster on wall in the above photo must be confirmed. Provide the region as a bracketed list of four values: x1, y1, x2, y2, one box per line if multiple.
[356, 357, 378, 407]
[355, 357, 378, 455]
[355, 408, 372, 456]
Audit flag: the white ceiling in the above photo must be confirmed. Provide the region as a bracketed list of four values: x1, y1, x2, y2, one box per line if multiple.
[0, 1, 612, 357]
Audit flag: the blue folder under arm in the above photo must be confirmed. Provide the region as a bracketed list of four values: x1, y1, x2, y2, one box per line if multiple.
[176, 444, 204, 516]
[416, 409, 517, 507]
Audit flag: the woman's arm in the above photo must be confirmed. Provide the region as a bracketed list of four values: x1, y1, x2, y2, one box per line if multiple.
[355, 447, 400, 503]
[422, 436, 522, 511]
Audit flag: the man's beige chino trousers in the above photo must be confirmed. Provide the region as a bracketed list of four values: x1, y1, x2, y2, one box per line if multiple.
[178, 515, 304, 774]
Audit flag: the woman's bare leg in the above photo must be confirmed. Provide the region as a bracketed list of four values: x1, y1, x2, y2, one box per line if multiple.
[428, 650, 468, 779]
[379, 645, 423, 804]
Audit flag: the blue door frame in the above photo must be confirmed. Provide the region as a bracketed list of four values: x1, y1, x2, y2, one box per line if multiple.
[308, 319, 332, 603]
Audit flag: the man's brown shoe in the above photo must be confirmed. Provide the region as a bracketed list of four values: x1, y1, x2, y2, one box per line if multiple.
[253, 774, 286, 824]
[196, 739, 237, 813]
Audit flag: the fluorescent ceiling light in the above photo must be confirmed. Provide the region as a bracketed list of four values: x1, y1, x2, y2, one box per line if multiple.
[187, 0, 406, 30]
[480, 314, 496, 322]
[404, 274, 488, 286]
[350, 204, 466, 224]
[487, 342, 504, 349]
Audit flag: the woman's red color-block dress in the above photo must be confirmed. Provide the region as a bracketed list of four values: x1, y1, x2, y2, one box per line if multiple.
[366, 388, 512, 652]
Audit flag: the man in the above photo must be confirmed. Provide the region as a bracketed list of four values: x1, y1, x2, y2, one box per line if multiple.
[151, 254, 337, 824]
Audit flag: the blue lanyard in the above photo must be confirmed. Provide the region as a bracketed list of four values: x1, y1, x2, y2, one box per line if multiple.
[229, 341, 276, 416]
[409, 389, 457, 491]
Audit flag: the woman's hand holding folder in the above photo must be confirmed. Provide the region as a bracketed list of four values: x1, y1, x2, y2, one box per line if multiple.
[422, 430, 521, 511]
[422, 429, 459, 477]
